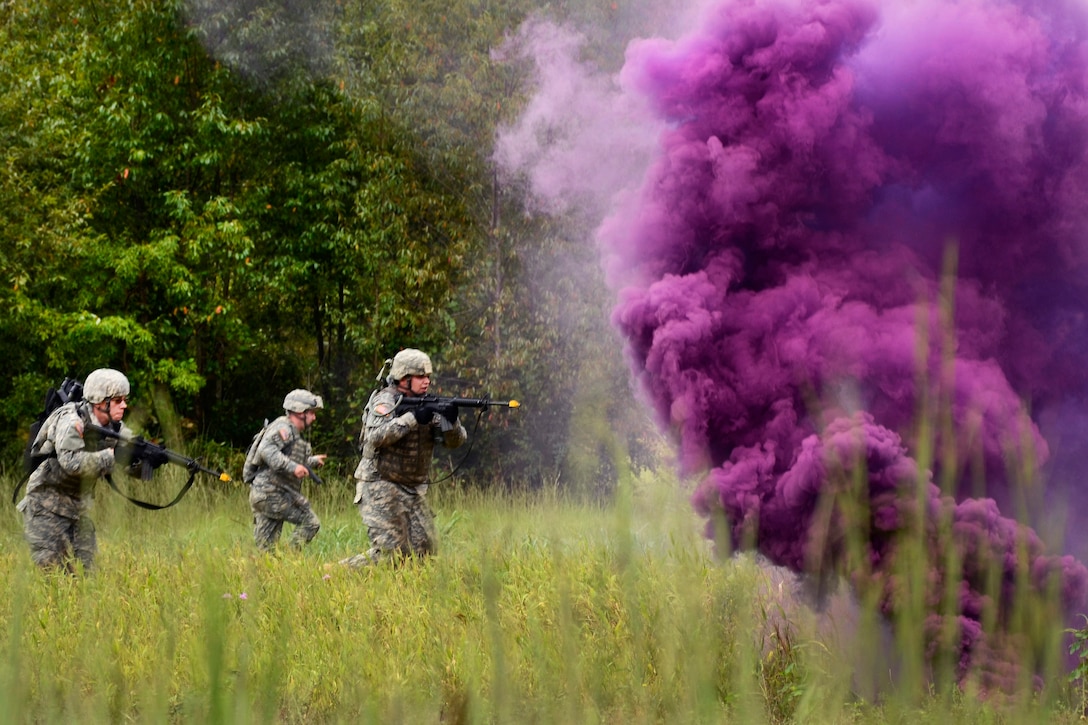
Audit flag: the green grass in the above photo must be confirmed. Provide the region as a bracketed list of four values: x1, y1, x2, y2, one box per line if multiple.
[0, 465, 1083, 723]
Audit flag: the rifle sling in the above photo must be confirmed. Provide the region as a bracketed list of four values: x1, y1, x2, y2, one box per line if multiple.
[103, 471, 198, 510]
[13, 470, 196, 511]
[11, 476, 28, 505]
[430, 408, 484, 485]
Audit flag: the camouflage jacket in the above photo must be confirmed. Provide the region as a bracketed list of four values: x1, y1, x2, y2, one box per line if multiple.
[353, 385, 466, 496]
[23, 400, 126, 517]
[252, 415, 318, 493]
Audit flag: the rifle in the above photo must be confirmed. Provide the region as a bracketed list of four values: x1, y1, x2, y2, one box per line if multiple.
[394, 394, 520, 432]
[87, 423, 231, 482]
[85, 422, 231, 510]
[301, 463, 324, 486]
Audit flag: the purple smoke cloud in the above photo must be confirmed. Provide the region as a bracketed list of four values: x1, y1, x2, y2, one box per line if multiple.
[497, 0, 1088, 690]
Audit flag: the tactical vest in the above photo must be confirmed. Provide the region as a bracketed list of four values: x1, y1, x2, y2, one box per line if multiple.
[374, 423, 435, 485]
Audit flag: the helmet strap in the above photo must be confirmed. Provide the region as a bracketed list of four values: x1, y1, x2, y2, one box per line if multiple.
[91, 400, 112, 426]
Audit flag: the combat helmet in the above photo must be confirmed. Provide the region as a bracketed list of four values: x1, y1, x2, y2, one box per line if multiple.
[283, 389, 323, 413]
[83, 368, 130, 404]
[389, 348, 432, 382]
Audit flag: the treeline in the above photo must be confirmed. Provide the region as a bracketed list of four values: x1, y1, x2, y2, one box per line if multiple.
[0, 0, 658, 490]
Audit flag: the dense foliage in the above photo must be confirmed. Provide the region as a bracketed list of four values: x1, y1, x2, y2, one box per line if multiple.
[0, 0, 660, 488]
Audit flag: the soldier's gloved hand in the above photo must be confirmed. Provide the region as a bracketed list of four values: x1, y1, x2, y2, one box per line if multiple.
[437, 403, 459, 423]
[144, 443, 170, 469]
[115, 439, 146, 467]
[411, 405, 438, 425]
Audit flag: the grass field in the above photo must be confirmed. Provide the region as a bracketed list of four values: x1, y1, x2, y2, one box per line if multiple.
[0, 462, 1084, 723]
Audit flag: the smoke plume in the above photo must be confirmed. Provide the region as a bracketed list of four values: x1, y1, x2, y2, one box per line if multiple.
[181, 0, 336, 88]
[498, 0, 1088, 691]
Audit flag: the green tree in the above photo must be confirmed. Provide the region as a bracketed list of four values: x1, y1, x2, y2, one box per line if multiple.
[0, 0, 666, 491]
[331, 0, 664, 488]
[0, 0, 473, 463]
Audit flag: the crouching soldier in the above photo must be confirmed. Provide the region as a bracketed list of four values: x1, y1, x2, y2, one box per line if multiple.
[19, 368, 141, 573]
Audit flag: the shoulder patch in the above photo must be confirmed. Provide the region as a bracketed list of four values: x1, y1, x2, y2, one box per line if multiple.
[374, 403, 391, 416]
[278, 428, 290, 441]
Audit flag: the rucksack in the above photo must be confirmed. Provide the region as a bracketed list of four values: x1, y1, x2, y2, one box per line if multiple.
[241, 419, 269, 484]
[23, 377, 84, 475]
[13, 377, 84, 505]
[357, 388, 382, 453]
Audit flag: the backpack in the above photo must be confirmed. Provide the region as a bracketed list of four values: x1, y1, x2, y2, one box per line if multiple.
[241, 419, 269, 484]
[23, 377, 84, 475]
[13, 377, 84, 505]
[357, 388, 382, 453]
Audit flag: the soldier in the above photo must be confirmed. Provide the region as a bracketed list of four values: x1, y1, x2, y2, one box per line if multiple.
[248, 389, 327, 551]
[338, 348, 466, 567]
[18, 368, 156, 572]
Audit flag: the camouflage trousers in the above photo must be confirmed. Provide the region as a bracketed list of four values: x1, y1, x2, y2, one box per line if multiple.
[249, 481, 320, 551]
[21, 492, 96, 573]
[339, 477, 436, 568]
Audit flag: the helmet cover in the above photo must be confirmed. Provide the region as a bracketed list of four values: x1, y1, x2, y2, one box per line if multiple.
[389, 348, 433, 381]
[83, 368, 130, 404]
[283, 389, 323, 413]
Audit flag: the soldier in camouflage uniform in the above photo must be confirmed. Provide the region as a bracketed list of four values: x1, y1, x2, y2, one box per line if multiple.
[338, 348, 466, 568]
[18, 368, 140, 572]
[248, 389, 327, 551]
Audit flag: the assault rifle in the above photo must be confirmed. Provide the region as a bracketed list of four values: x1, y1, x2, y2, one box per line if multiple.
[84, 422, 231, 510]
[86, 422, 231, 483]
[394, 394, 520, 432]
[301, 463, 324, 486]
